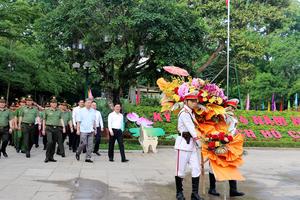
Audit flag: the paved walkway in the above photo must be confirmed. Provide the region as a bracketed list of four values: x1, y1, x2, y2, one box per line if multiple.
[0, 146, 299, 200]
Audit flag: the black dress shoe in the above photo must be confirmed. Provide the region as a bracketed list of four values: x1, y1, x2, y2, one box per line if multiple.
[35, 144, 39, 148]
[49, 158, 57, 162]
[121, 159, 129, 163]
[21, 150, 26, 154]
[208, 189, 220, 196]
[2, 152, 8, 158]
[75, 153, 80, 161]
[230, 191, 245, 197]
[16, 148, 20, 153]
[26, 152, 30, 158]
[43, 146, 46, 150]
[109, 159, 114, 162]
[94, 152, 101, 156]
[61, 154, 65, 158]
[44, 158, 49, 163]
[85, 159, 93, 163]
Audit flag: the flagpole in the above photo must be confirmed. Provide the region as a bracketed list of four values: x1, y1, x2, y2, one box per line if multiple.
[226, 0, 230, 98]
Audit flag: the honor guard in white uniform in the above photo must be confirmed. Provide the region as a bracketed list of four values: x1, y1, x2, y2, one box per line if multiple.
[208, 98, 245, 197]
[175, 92, 204, 200]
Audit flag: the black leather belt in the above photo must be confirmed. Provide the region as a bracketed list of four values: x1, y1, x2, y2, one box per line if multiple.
[178, 132, 192, 144]
[22, 122, 34, 126]
[46, 125, 60, 128]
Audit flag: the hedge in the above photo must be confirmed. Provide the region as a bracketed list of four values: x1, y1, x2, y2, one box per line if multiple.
[123, 104, 300, 148]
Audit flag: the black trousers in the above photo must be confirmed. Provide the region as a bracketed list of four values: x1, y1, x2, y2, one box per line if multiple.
[108, 129, 126, 161]
[43, 134, 47, 148]
[22, 123, 35, 153]
[0, 126, 9, 153]
[34, 124, 39, 146]
[72, 131, 80, 152]
[93, 127, 101, 153]
[45, 126, 61, 159]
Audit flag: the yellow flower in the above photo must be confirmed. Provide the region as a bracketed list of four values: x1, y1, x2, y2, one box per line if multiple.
[202, 90, 208, 97]
[209, 96, 216, 103]
[173, 94, 180, 102]
[217, 97, 223, 105]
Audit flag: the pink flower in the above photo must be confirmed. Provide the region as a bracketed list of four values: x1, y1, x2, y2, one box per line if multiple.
[178, 83, 189, 98]
[126, 112, 140, 122]
[191, 78, 200, 88]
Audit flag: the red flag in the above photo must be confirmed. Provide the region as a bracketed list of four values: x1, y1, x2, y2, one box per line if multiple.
[226, 0, 229, 7]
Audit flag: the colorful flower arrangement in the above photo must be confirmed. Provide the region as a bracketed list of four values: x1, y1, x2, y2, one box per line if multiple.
[157, 72, 231, 153]
[157, 77, 227, 113]
[204, 132, 234, 154]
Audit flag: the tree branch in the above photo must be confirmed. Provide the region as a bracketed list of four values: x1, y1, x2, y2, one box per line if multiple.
[197, 42, 225, 72]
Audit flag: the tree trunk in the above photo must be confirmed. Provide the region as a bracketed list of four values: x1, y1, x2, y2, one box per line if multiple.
[197, 42, 225, 72]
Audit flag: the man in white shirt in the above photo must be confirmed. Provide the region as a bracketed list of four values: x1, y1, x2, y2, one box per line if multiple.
[91, 101, 104, 156]
[71, 99, 84, 152]
[75, 98, 96, 163]
[175, 92, 203, 200]
[107, 103, 128, 162]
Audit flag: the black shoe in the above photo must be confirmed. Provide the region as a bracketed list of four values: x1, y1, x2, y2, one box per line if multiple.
[69, 147, 72, 150]
[175, 176, 185, 200]
[2, 151, 8, 158]
[85, 159, 93, 163]
[56, 152, 61, 156]
[21, 150, 26, 154]
[109, 159, 114, 162]
[94, 152, 101, 156]
[49, 158, 57, 162]
[16, 148, 20, 153]
[61, 154, 65, 158]
[121, 159, 129, 163]
[35, 144, 39, 148]
[176, 192, 185, 200]
[230, 190, 245, 197]
[75, 153, 80, 161]
[208, 189, 220, 196]
[26, 152, 30, 158]
[43, 146, 46, 150]
[191, 192, 204, 200]
[191, 176, 203, 200]
[44, 158, 49, 163]
[72, 149, 76, 153]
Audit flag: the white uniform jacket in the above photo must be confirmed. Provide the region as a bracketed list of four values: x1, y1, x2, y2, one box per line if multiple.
[175, 105, 200, 152]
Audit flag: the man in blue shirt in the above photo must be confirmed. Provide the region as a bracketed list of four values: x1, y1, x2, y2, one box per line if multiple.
[75, 98, 96, 163]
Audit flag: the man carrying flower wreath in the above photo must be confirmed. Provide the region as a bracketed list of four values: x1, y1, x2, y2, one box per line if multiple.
[208, 99, 245, 197]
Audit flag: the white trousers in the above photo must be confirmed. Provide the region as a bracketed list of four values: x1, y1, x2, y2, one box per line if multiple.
[175, 149, 200, 178]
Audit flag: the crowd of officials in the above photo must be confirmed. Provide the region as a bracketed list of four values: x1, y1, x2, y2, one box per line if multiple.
[0, 95, 128, 163]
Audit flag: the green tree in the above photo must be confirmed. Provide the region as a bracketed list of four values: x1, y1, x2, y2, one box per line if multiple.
[38, 0, 208, 103]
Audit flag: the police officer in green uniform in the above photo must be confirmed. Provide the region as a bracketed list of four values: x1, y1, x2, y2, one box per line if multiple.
[0, 96, 14, 158]
[18, 95, 39, 158]
[15, 97, 26, 153]
[57, 100, 73, 155]
[42, 96, 65, 162]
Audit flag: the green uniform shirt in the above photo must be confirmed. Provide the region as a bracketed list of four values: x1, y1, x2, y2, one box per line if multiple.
[15, 106, 24, 118]
[44, 108, 63, 126]
[0, 108, 13, 127]
[19, 106, 38, 124]
[61, 111, 72, 126]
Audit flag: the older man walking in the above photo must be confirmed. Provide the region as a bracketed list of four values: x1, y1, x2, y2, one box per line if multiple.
[75, 98, 96, 163]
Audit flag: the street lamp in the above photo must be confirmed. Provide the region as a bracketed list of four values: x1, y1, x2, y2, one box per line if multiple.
[6, 61, 15, 103]
[72, 40, 91, 98]
[72, 61, 91, 98]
